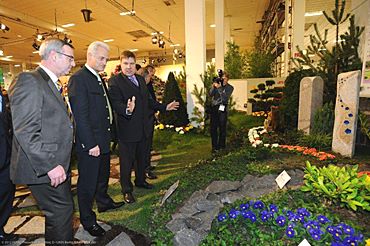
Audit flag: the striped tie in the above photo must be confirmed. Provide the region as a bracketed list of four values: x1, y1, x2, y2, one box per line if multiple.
[56, 80, 73, 121]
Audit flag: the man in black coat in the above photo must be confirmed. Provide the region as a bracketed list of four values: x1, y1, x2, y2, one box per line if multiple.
[108, 50, 179, 203]
[68, 41, 123, 237]
[0, 86, 17, 244]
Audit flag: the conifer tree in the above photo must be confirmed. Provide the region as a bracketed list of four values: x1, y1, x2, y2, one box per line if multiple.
[159, 72, 189, 126]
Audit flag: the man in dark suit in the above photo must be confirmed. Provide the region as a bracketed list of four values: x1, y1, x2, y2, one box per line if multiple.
[8, 38, 75, 245]
[68, 41, 124, 237]
[0, 86, 17, 244]
[109, 50, 179, 203]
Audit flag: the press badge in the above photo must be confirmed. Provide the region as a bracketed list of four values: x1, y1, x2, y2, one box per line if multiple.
[219, 105, 225, 111]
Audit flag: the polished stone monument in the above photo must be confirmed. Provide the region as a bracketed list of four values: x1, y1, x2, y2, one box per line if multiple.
[298, 76, 324, 134]
[332, 71, 361, 157]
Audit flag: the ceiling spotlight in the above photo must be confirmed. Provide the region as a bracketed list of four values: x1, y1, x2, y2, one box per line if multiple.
[32, 40, 40, 51]
[37, 34, 44, 41]
[151, 35, 158, 44]
[64, 34, 72, 44]
[0, 23, 10, 32]
[81, 8, 92, 22]
[159, 39, 165, 48]
[0, 49, 3, 56]
[142, 59, 147, 64]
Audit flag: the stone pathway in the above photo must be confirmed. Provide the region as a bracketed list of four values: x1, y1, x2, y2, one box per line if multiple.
[6, 153, 162, 245]
[166, 169, 305, 246]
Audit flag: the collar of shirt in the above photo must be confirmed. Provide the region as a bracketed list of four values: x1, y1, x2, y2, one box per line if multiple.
[39, 64, 59, 88]
[85, 64, 101, 81]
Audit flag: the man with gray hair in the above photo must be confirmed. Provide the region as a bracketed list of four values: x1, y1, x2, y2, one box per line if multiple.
[8, 38, 75, 245]
[68, 41, 124, 237]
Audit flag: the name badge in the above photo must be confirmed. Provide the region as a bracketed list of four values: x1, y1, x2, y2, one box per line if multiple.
[219, 105, 225, 111]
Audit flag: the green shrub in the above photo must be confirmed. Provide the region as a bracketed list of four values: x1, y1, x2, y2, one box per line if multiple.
[312, 102, 334, 135]
[159, 72, 189, 126]
[298, 134, 332, 150]
[301, 161, 370, 211]
[224, 41, 248, 79]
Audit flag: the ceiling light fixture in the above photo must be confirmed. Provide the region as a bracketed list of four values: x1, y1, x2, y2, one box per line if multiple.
[81, 0, 93, 22]
[0, 23, 10, 32]
[151, 34, 158, 44]
[120, 0, 136, 16]
[61, 23, 75, 28]
[64, 34, 72, 44]
[304, 11, 323, 17]
[103, 39, 114, 43]
[170, 44, 180, 47]
[32, 40, 40, 51]
[209, 24, 216, 28]
[0, 49, 3, 56]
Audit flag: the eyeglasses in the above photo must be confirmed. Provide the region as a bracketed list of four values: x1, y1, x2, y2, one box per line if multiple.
[56, 51, 74, 61]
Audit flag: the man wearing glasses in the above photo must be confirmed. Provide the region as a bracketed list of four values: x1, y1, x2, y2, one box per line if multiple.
[68, 41, 124, 237]
[8, 38, 75, 245]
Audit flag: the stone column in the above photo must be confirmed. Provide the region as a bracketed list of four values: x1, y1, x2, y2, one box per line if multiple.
[215, 0, 224, 70]
[332, 71, 361, 157]
[224, 15, 231, 50]
[185, 0, 206, 125]
[292, 0, 305, 64]
[298, 76, 324, 134]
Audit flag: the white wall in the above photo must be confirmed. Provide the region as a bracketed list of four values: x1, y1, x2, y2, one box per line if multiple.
[228, 77, 285, 115]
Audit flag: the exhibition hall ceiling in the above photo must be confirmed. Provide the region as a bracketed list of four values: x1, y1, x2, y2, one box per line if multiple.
[0, 0, 269, 64]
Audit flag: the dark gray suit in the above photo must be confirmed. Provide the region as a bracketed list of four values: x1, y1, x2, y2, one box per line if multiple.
[8, 67, 74, 244]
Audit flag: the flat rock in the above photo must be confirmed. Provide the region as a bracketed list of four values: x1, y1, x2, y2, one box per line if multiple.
[4, 237, 26, 246]
[151, 161, 159, 167]
[173, 229, 202, 246]
[74, 221, 111, 242]
[166, 218, 187, 233]
[106, 232, 135, 246]
[151, 154, 162, 162]
[184, 217, 202, 230]
[16, 216, 44, 235]
[29, 237, 45, 246]
[195, 199, 220, 212]
[17, 195, 37, 208]
[205, 181, 241, 194]
[4, 216, 29, 233]
[193, 207, 220, 232]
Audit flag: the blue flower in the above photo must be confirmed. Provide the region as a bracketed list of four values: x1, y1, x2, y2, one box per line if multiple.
[331, 241, 344, 246]
[217, 213, 227, 222]
[331, 227, 343, 241]
[240, 203, 249, 211]
[260, 210, 269, 222]
[249, 213, 257, 223]
[228, 209, 239, 219]
[304, 220, 320, 230]
[326, 225, 335, 234]
[317, 215, 330, 224]
[341, 224, 354, 235]
[297, 207, 311, 217]
[309, 228, 324, 241]
[276, 215, 286, 227]
[253, 200, 265, 209]
[269, 204, 278, 213]
[343, 236, 358, 246]
[241, 210, 249, 219]
[286, 227, 295, 238]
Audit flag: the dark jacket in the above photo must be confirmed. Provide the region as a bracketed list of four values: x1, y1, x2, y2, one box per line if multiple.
[68, 66, 113, 154]
[108, 73, 165, 142]
[8, 67, 74, 184]
[0, 90, 12, 171]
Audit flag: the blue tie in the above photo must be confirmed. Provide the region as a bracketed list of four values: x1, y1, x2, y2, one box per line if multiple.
[0, 94, 2, 113]
[128, 76, 139, 87]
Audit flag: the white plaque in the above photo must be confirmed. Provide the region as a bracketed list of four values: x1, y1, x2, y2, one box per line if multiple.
[298, 239, 311, 246]
[275, 170, 291, 189]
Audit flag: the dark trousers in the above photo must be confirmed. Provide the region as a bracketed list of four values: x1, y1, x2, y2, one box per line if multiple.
[28, 179, 73, 245]
[119, 139, 147, 193]
[144, 117, 155, 171]
[0, 165, 15, 235]
[77, 152, 113, 228]
[210, 106, 228, 150]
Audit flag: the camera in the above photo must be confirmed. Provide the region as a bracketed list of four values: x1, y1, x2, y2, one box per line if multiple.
[213, 69, 224, 86]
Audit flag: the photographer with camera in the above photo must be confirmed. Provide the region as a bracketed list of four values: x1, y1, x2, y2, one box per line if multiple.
[209, 70, 234, 153]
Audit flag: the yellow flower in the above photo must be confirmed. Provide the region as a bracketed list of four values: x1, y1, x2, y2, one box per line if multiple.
[159, 124, 164, 130]
[365, 238, 370, 246]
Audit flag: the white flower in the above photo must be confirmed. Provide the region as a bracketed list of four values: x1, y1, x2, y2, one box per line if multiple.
[175, 127, 182, 132]
[260, 129, 267, 134]
[264, 144, 270, 147]
[179, 130, 185, 134]
[271, 143, 279, 148]
[252, 143, 257, 148]
[255, 140, 263, 145]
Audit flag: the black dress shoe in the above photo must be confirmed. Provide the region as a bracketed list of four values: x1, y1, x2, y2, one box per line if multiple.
[123, 192, 136, 203]
[85, 223, 106, 237]
[97, 201, 125, 213]
[145, 170, 158, 179]
[135, 181, 154, 189]
[0, 233, 18, 244]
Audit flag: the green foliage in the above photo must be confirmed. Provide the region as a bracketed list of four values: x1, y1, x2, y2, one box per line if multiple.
[248, 80, 282, 113]
[293, 0, 364, 104]
[298, 134, 332, 150]
[245, 49, 274, 78]
[174, 66, 187, 100]
[224, 41, 248, 79]
[159, 72, 189, 126]
[278, 70, 315, 132]
[312, 102, 335, 135]
[358, 112, 370, 140]
[262, 129, 305, 146]
[302, 161, 370, 211]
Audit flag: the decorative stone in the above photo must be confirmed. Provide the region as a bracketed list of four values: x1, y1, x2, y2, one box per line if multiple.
[298, 76, 324, 134]
[161, 180, 179, 206]
[106, 232, 135, 246]
[332, 71, 361, 157]
[195, 199, 220, 212]
[4, 216, 29, 233]
[30, 237, 45, 246]
[166, 218, 187, 233]
[74, 221, 111, 242]
[173, 229, 202, 246]
[151, 154, 162, 162]
[17, 195, 37, 208]
[205, 181, 241, 194]
[16, 216, 45, 234]
[184, 217, 202, 230]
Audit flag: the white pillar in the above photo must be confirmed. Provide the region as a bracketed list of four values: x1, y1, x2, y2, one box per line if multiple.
[185, 0, 206, 125]
[22, 62, 27, 71]
[215, 0, 224, 70]
[224, 15, 231, 50]
[292, 0, 305, 63]
[283, 0, 290, 77]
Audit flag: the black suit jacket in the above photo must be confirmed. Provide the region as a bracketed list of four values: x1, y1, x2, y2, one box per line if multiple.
[8, 67, 74, 184]
[0, 90, 12, 170]
[108, 73, 166, 143]
[68, 66, 112, 154]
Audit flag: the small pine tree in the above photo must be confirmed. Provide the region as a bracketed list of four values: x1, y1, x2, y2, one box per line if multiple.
[224, 41, 248, 79]
[248, 80, 282, 114]
[159, 72, 189, 126]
